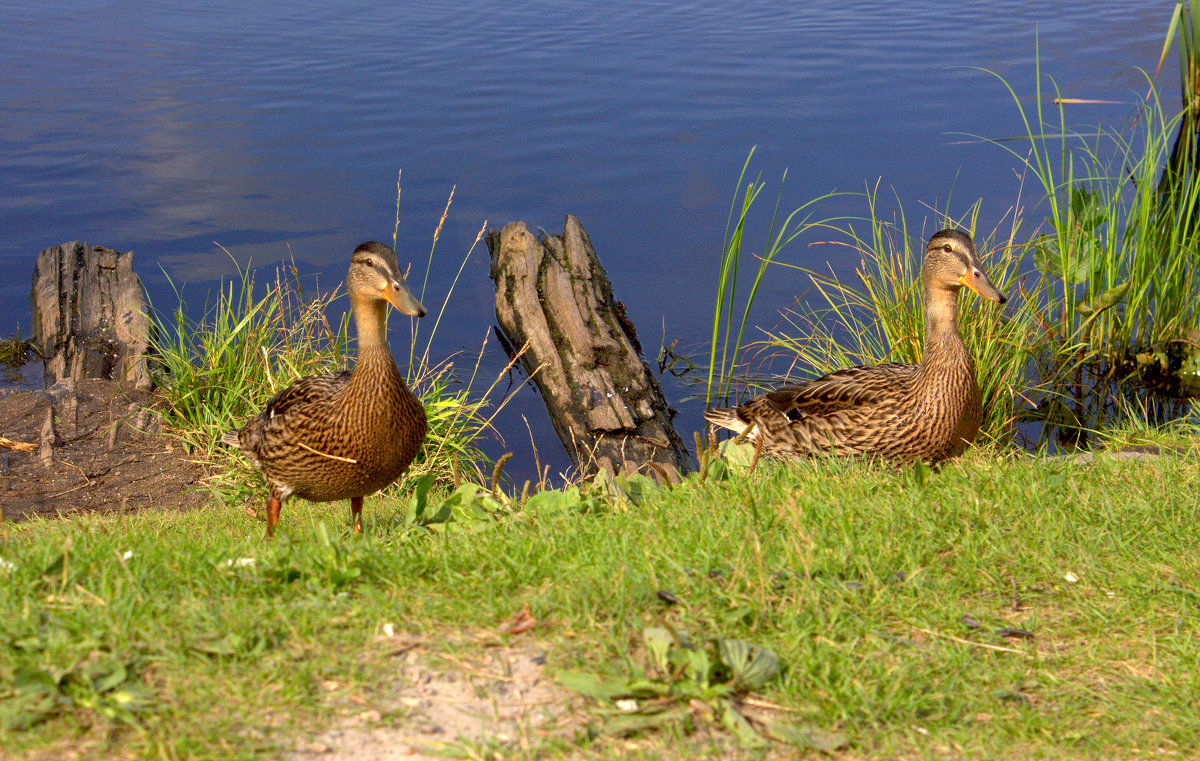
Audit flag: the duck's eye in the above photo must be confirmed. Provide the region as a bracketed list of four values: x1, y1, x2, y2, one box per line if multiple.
[364, 257, 374, 268]
[942, 244, 953, 253]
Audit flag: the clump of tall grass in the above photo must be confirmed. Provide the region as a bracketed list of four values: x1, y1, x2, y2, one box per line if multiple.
[0, 329, 34, 382]
[151, 256, 349, 475]
[151, 189, 506, 506]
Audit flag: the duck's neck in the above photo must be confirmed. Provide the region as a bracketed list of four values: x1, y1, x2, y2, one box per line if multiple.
[350, 296, 398, 370]
[921, 286, 967, 366]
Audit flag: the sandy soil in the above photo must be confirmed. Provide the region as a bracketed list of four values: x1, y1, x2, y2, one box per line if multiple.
[286, 635, 586, 761]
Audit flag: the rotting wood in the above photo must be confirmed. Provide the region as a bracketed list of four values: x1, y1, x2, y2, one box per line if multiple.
[487, 215, 694, 480]
[30, 241, 153, 390]
[38, 394, 56, 467]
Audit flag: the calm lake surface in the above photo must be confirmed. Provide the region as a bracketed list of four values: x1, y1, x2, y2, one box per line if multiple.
[0, 1, 1178, 475]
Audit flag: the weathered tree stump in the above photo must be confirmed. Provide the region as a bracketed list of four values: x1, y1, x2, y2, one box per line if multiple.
[30, 241, 153, 390]
[488, 216, 694, 480]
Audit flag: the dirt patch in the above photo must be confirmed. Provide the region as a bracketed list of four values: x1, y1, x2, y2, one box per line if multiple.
[0, 379, 208, 521]
[287, 638, 586, 761]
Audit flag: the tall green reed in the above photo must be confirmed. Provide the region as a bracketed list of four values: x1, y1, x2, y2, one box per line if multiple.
[705, 147, 842, 408]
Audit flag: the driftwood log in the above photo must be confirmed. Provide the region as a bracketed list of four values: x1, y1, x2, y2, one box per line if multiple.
[488, 216, 693, 480]
[30, 241, 152, 390]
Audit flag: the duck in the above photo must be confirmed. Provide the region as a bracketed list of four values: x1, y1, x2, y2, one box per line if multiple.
[704, 229, 1006, 465]
[222, 241, 428, 536]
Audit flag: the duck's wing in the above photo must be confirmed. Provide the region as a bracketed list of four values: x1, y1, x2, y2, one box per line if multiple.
[766, 362, 917, 418]
[259, 370, 352, 419]
[223, 370, 352, 457]
[704, 362, 916, 437]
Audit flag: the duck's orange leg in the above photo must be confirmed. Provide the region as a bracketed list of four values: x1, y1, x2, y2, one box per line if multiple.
[265, 496, 282, 538]
[351, 496, 364, 533]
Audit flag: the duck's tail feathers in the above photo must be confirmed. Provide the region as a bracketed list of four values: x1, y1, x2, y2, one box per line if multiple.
[220, 429, 242, 449]
[703, 407, 751, 436]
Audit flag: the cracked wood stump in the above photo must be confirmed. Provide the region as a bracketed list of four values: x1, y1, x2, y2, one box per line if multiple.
[30, 241, 153, 390]
[488, 215, 693, 480]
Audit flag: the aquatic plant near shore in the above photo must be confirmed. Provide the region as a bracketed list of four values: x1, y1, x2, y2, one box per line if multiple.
[705, 147, 843, 410]
[977, 44, 1200, 427]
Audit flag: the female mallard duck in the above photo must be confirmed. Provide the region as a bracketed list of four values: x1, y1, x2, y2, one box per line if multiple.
[705, 229, 1006, 465]
[222, 241, 428, 536]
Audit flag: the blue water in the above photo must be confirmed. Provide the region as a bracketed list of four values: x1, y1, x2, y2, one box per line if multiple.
[0, 0, 1177, 475]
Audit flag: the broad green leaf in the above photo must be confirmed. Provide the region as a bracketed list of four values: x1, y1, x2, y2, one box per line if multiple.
[13, 665, 61, 696]
[616, 473, 662, 505]
[1032, 239, 1063, 279]
[190, 632, 265, 657]
[622, 679, 672, 698]
[523, 488, 583, 517]
[554, 670, 635, 700]
[907, 461, 931, 488]
[437, 484, 503, 524]
[1069, 185, 1107, 231]
[763, 721, 850, 751]
[719, 701, 769, 749]
[1075, 282, 1130, 316]
[684, 647, 712, 686]
[405, 473, 438, 522]
[643, 627, 673, 673]
[719, 638, 781, 690]
[718, 439, 756, 471]
[603, 704, 690, 736]
[86, 657, 128, 693]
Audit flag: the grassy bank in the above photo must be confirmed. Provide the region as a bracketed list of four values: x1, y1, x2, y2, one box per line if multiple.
[2, 430, 1198, 759]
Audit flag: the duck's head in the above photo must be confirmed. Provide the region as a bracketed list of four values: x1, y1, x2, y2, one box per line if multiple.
[347, 241, 427, 317]
[921, 229, 1007, 304]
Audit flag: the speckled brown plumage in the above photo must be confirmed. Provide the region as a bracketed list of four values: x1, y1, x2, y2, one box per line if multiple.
[222, 241, 428, 535]
[705, 229, 1006, 465]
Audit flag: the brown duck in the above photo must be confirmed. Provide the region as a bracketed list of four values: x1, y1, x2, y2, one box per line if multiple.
[704, 229, 1006, 465]
[223, 241, 428, 536]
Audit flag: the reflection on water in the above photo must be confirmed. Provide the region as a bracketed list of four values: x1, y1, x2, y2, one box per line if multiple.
[0, 0, 1177, 475]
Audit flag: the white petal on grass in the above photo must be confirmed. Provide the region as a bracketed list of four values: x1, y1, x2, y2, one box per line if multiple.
[1064, 571, 1079, 583]
[219, 557, 257, 569]
[382, 622, 395, 637]
[121, 550, 134, 561]
[0, 557, 14, 573]
[615, 699, 638, 712]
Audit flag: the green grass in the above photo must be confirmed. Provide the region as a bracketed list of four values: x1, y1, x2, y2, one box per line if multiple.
[3, 432, 1198, 759]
